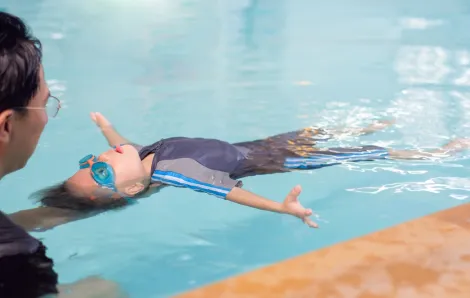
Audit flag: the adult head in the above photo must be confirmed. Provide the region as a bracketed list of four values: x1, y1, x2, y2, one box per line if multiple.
[0, 11, 60, 178]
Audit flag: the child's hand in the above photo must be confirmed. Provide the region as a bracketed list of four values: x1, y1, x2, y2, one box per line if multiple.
[90, 112, 112, 130]
[282, 185, 318, 228]
[90, 112, 130, 147]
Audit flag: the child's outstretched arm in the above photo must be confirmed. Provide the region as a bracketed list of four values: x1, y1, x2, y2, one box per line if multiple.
[90, 112, 134, 147]
[11, 185, 166, 232]
[226, 185, 318, 228]
[151, 155, 317, 227]
[9, 207, 92, 232]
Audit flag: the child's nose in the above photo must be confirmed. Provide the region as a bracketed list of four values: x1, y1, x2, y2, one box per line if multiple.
[114, 145, 123, 154]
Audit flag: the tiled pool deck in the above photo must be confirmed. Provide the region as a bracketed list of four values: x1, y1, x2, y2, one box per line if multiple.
[176, 203, 470, 298]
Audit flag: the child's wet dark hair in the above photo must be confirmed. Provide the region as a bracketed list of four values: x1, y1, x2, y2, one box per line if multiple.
[30, 182, 129, 211]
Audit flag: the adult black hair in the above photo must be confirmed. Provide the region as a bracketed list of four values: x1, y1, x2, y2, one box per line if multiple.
[0, 12, 43, 113]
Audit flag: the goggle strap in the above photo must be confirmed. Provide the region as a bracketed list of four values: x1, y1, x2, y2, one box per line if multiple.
[79, 155, 97, 169]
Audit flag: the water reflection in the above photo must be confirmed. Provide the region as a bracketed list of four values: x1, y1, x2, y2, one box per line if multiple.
[133, 0, 218, 86]
[392, 44, 470, 146]
[454, 51, 470, 86]
[390, 88, 449, 146]
[395, 46, 450, 85]
[226, 0, 286, 132]
[450, 91, 470, 137]
[240, 0, 258, 48]
[348, 177, 470, 200]
[399, 17, 444, 30]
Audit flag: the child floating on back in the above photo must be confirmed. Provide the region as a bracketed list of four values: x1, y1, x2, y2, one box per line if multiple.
[10, 112, 470, 231]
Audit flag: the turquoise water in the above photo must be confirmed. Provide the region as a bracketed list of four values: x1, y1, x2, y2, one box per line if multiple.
[2, 0, 470, 297]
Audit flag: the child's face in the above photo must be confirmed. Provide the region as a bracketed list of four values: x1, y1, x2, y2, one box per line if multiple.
[66, 144, 148, 199]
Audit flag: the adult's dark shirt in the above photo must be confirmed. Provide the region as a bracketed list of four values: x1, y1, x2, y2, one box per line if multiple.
[0, 210, 58, 297]
[0, 210, 39, 256]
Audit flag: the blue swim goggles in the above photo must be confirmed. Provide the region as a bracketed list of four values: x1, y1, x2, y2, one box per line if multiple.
[78, 144, 135, 201]
[79, 154, 118, 194]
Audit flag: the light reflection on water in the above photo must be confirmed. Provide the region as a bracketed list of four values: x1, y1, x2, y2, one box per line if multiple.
[348, 176, 470, 200]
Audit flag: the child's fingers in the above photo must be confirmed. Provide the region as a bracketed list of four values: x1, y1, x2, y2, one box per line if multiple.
[90, 112, 97, 123]
[90, 112, 112, 128]
[304, 217, 318, 228]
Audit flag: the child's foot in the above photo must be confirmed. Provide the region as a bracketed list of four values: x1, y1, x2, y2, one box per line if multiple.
[362, 119, 396, 134]
[282, 185, 318, 228]
[443, 138, 470, 152]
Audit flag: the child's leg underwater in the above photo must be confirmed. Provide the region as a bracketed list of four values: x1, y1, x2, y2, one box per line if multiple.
[387, 138, 470, 160]
[283, 138, 470, 169]
[288, 119, 395, 146]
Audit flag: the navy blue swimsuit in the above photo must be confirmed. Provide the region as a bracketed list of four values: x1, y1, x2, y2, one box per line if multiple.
[137, 130, 388, 199]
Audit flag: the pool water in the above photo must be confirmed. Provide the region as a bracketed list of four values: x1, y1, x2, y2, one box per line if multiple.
[2, 0, 470, 297]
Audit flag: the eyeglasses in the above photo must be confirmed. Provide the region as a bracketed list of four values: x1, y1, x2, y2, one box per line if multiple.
[45, 95, 61, 118]
[14, 95, 61, 118]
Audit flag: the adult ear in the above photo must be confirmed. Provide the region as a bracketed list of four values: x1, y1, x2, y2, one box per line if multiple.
[0, 110, 14, 144]
[124, 182, 145, 196]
